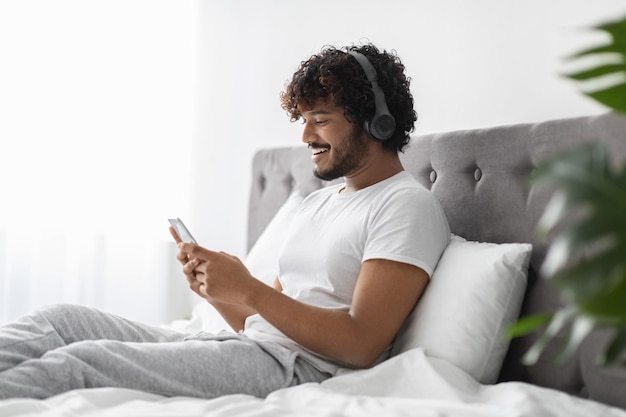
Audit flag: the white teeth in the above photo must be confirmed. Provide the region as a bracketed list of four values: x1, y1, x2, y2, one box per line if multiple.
[312, 148, 328, 155]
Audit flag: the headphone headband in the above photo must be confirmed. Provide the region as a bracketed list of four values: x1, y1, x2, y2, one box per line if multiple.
[348, 51, 396, 141]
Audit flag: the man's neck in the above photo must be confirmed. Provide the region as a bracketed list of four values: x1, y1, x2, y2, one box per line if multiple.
[342, 149, 404, 193]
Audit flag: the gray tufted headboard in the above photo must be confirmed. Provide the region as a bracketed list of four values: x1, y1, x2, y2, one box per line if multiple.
[247, 112, 626, 409]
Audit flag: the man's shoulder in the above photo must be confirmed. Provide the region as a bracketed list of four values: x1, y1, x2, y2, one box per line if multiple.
[377, 171, 433, 198]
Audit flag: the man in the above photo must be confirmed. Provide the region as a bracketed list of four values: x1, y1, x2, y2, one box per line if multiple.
[0, 43, 449, 399]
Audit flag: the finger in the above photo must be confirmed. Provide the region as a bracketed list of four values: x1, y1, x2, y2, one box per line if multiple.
[186, 270, 201, 286]
[182, 257, 200, 275]
[188, 279, 203, 297]
[188, 271, 209, 298]
[178, 242, 219, 262]
[198, 284, 209, 298]
[169, 226, 182, 243]
[176, 250, 188, 265]
[171, 227, 190, 265]
[175, 246, 193, 266]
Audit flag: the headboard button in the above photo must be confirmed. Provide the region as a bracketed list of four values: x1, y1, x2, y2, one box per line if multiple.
[474, 167, 482, 181]
[429, 170, 437, 183]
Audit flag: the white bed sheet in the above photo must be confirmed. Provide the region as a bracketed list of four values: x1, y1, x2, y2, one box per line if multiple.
[1, 348, 624, 417]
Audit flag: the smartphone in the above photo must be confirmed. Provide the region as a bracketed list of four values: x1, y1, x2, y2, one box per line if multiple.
[168, 217, 197, 244]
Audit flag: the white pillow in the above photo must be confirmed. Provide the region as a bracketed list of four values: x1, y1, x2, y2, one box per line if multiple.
[244, 191, 305, 285]
[390, 234, 532, 384]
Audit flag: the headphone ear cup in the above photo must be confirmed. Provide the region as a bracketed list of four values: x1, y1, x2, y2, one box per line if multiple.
[369, 112, 396, 141]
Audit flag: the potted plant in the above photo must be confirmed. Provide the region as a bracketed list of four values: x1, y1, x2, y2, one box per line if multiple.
[509, 13, 626, 366]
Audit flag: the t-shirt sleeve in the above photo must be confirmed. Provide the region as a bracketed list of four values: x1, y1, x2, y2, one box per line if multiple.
[362, 187, 450, 277]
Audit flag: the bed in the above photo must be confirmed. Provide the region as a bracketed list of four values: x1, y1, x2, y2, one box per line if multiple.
[1, 112, 626, 416]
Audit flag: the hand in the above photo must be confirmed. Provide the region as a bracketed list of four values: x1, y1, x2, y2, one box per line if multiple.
[170, 226, 260, 305]
[170, 226, 208, 300]
[185, 245, 259, 306]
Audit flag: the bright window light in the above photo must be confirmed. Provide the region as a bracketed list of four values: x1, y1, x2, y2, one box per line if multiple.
[0, 0, 196, 240]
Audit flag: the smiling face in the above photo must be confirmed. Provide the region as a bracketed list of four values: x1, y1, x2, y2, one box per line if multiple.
[300, 104, 370, 182]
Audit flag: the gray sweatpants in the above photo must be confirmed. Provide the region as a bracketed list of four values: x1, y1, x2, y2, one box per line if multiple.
[0, 304, 331, 399]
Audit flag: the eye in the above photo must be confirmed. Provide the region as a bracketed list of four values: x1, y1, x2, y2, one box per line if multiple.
[315, 119, 328, 126]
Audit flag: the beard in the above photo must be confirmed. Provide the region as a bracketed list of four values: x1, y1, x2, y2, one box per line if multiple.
[312, 127, 370, 181]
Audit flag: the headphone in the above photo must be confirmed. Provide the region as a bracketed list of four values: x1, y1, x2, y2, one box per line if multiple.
[348, 51, 396, 141]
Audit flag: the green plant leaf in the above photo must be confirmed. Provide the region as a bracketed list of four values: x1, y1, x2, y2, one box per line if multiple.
[566, 64, 624, 81]
[571, 44, 623, 58]
[507, 313, 552, 338]
[557, 214, 619, 255]
[556, 316, 595, 363]
[535, 192, 569, 235]
[522, 309, 575, 366]
[600, 327, 626, 365]
[597, 18, 626, 47]
[578, 263, 626, 325]
[553, 246, 623, 303]
[586, 83, 626, 113]
[540, 234, 574, 278]
[564, 14, 626, 114]
[531, 144, 609, 190]
[533, 145, 626, 218]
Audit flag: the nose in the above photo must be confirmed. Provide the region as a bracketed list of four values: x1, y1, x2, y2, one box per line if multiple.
[301, 120, 314, 144]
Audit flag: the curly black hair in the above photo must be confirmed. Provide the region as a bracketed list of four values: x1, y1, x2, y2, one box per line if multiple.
[280, 43, 417, 152]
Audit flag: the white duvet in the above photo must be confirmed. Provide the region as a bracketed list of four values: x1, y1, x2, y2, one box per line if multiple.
[1, 348, 623, 417]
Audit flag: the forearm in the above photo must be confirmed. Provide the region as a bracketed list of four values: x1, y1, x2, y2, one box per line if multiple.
[209, 276, 283, 333]
[246, 283, 380, 368]
[209, 301, 255, 333]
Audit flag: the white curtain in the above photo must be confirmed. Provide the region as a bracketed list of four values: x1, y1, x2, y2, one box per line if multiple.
[0, 0, 198, 325]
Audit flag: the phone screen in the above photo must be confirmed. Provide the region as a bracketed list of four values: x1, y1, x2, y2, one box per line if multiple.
[168, 217, 197, 244]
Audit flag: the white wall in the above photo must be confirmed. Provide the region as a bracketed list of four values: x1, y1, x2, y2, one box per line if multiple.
[0, 0, 196, 239]
[0, 0, 197, 324]
[191, 0, 626, 258]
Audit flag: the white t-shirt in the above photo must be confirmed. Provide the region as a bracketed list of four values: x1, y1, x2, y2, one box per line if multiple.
[243, 171, 450, 374]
